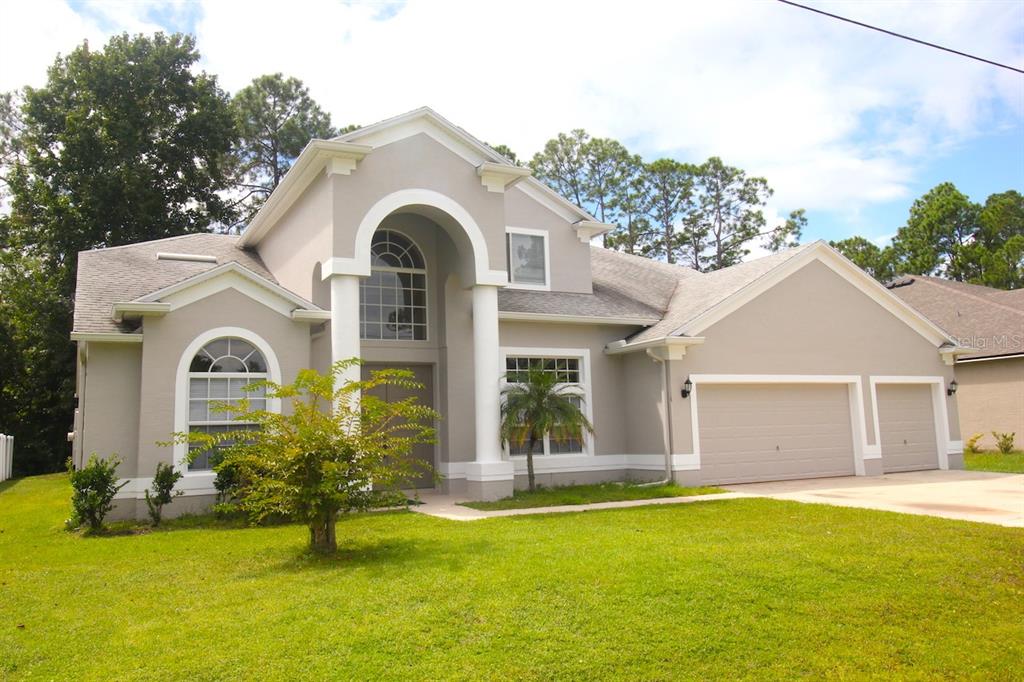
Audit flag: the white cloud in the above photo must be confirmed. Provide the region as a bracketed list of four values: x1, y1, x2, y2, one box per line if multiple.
[1, 0, 1021, 230]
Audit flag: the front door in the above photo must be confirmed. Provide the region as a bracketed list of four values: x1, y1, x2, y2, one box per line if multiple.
[361, 363, 436, 488]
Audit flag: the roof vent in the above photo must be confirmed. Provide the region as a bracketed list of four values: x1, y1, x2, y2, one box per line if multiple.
[156, 252, 218, 264]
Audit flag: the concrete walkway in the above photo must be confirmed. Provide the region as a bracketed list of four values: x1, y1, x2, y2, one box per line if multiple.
[410, 470, 1023, 526]
[724, 470, 1024, 528]
[410, 490, 746, 521]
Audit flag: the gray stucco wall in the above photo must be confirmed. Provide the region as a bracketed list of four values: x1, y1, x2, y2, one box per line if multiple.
[623, 350, 670, 455]
[665, 259, 959, 454]
[80, 342, 142, 478]
[258, 171, 333, 301]
[135, 287, 313, 476]
[956, 357, 1023, 450]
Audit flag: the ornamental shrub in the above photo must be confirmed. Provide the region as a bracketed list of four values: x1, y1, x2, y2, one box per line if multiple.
[144, 461, 183, 526]
[68, 454, 126, 531]
[992, 432, 1016, 455]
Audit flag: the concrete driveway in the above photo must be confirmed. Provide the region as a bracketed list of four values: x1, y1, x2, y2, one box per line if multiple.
[724, 470, 1024, 527]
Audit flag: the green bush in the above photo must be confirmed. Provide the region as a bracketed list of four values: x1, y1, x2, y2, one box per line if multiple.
[144, 461, 183, 526]
[965, 433, 985, 454]
[992, 432, 1016, 455]
[68, 454, 126, 531]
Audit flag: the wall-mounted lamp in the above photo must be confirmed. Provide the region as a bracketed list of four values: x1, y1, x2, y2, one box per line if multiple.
[681, 377, 693, 399]
[947, 379, 958, 396]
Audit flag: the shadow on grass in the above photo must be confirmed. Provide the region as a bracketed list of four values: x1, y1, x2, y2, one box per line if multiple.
[0, 477, 25, 495]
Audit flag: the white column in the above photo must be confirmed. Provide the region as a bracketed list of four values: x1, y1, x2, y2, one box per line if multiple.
[464, 284, 513, 500]
[472, 284, 503, 463]
[330, 274, 362, 386]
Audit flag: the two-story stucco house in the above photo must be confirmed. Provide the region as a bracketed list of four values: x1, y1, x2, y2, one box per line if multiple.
[70, 107, 967, 518]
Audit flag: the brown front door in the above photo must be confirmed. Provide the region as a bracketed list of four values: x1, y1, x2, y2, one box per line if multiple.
[361, 363, 436, 488]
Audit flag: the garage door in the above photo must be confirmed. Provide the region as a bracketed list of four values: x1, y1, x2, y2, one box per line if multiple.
[877, 384, 938, 473]
[698, 384, 856, 484]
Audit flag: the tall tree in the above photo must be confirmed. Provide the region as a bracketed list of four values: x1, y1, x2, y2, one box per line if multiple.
[765, 209, 806, 252]
[645, 158, 695, 265]
[687, 157, 772, 271]
[1, 33, 237, 473]
[0, 90, 26, 202]
[230, 73, 336, 225]
[582, 137, 631, 245]
[605, 154, 654, 256]
[530, 129, 590, 209]
[893, 182, 980, 281]
[830, 236, 899, 282]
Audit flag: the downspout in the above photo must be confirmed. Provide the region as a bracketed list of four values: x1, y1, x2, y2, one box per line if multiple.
[640, 349, 673, 486]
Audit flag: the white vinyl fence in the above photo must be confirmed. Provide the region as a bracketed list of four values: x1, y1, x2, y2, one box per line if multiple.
[0, 434, 13, 482]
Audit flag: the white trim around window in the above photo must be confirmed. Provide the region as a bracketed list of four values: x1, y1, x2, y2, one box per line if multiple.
[505, 226, 551, 291]
[173, 327, 282, 480]
[499, 346, 594, 457]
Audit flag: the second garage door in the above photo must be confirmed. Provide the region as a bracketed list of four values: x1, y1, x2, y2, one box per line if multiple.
[698, 383, 856, 485]
[876, 383, 938, 473]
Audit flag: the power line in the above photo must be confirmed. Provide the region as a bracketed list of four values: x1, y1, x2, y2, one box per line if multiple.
[776, 0, 1024, 75]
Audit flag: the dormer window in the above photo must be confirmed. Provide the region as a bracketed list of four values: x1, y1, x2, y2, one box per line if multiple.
[360, 230, 427, 341]
[506, 227, 550, 290]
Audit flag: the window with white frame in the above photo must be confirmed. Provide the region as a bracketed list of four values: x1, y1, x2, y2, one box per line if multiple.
[504, 355, 588, 456]
[187, 337, 267, 471]
[360, 230, 427, 341]
[506, 228, 548, 288]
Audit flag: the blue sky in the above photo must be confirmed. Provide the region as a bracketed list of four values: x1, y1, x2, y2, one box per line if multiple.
[3, 0, 1022, 248]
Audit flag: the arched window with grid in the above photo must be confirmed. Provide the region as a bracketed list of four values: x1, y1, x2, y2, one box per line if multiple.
[187, 337, 267, 471]
[360, 230, 427, 341]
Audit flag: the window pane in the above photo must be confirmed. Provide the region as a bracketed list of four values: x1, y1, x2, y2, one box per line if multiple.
[244, 351, 267, 373]
[189, 400, 207, 421]
[189, 378, 207, 399]
[210, 378, 230, 400]
[211, 356, 246, 373]
[204, 339, 230, 360]
[508, 232, 546, 285]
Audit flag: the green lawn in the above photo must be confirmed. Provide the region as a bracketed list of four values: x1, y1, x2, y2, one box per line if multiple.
[460, 481, 724, 510]
[2, 475, 1022, 680]
[965, 450, 1024, 473]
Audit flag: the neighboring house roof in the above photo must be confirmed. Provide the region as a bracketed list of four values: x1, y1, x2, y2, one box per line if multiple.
[73, 233, 280, 334]
[887, 275, 1024, 360]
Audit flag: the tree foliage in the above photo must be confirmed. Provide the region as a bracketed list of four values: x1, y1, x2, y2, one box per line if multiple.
[229, 73, 336, 225]
[829, 236, 898, 282]
[0, 33, 238, 474]
[173, 361, 439, 553]
[500, 367, 594, 493]
[842, 184, 1024, 288]
[530, 130, 804, 266]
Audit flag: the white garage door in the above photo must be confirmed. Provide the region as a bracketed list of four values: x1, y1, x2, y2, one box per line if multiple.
[877, 384, 938, 473]
[698, 383, 857, 485]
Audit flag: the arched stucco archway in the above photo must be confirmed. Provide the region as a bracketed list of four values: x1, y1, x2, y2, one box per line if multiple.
[323, 188, 507, 287]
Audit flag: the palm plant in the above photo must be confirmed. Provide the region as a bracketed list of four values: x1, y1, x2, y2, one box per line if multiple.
[500, 366, 594, 492]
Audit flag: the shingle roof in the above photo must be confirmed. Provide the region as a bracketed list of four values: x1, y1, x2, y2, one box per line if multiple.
[628, 243, 816, 343]
[887, 275, 1024, 359]
[73, 233, 278, 334]
[73, 232, 841, 351]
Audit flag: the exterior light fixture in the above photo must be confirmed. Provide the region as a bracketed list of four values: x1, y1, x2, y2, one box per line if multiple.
[947, 379, 958, 396]
[681, 377, 693, 399]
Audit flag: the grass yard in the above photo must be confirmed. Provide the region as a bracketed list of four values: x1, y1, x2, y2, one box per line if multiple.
[2, 475, 1022, 680]
[965, 449, 1024, 473]
[460, 481, 724, 510]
